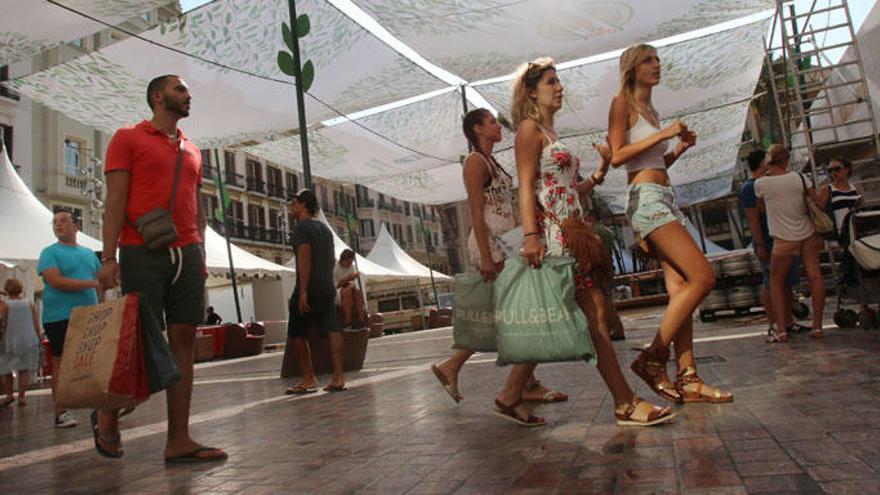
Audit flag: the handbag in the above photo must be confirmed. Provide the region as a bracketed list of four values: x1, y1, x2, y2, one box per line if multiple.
[493, 256, 595, 365]
[138, 294, 181, 394]
[452, 272, 496, 352]
[798, 173, 834, 235]
[133, 140, 186, 250]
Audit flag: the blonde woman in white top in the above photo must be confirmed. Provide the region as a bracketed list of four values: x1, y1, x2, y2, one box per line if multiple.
[755, 145, 826, 340]
[608, 44, 731, 404]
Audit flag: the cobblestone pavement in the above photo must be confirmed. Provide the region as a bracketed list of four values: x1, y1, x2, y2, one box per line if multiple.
[1, 305, 879, 494]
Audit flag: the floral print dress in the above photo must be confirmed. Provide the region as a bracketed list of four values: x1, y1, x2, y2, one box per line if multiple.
[466, 152, 517, 265]
[532, 126, 592, 288]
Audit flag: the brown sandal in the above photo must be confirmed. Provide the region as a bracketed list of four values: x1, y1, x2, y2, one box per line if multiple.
[675, 367, 733, 403]
[493, 399, 546, 427]
[615, 396, 676, 427]
[631, 347, 681, 403]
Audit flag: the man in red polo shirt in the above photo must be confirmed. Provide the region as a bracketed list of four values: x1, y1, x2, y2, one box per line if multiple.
[97, 75, 226, 463]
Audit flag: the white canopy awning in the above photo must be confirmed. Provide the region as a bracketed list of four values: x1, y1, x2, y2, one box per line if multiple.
[350, 0, 774, 82]
[0, 142, 103, 267]
[203, 227, 294, 278]
[367, 224, 452, 281]
[7, 0, 448, 148]
[285, 212, 412, 283]
[0, 0, 171, 66]
[6, 2, 771, 209]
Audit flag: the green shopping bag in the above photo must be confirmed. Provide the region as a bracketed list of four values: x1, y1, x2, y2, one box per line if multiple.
[494, 257, 595, 365]
[452, 272, 496, 352]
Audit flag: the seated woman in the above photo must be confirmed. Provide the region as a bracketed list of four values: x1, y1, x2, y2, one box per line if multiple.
[334, 249, 365, 329]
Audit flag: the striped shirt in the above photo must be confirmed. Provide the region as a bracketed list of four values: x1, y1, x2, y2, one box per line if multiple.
[829, 182, 861, 232]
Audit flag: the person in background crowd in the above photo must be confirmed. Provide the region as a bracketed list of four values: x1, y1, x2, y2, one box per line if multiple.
[739, 149, 810, 341]
[334, 249, 365, 329]
[516, 58, 674, 426]
[755, 145, 826, 341]
[98, 75, 226, 463]
[431, 108, 566, 416]
[818, 157, 862, 243]
[204, 306, 223, 326]
[284, 189, 346, 396]
[38, 211, 101, 428]
[608, 44, 731, 404]
[0, 278, 41, 408]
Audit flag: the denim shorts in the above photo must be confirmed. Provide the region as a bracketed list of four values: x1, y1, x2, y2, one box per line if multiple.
[626, 183, 688, 240]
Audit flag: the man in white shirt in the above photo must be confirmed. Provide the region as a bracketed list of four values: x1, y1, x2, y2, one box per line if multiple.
[754, 145, 826, 341]
[334, 249, 365, 329]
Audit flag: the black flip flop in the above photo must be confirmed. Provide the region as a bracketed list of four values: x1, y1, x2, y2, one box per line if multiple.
[285, 385, 318, 395]
[90, 410, 124, 459]
[323, 384, 347, 393]
[164, 447, 228, 464]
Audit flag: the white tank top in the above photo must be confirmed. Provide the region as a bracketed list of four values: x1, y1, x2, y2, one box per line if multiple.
[625, 114, 670, 173]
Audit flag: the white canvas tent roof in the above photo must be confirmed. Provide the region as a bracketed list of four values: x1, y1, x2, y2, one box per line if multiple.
[203, 227, 294, 278]
[5, 1, 774, 209]
[0, 142, 103, 267]
[285, 212, 412, 283]
[367, 224, 452, 281]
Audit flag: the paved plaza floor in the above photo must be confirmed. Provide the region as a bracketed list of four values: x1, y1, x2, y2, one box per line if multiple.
[1, 305, 879, 494]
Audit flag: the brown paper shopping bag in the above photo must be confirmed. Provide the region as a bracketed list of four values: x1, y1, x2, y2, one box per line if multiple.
[56, 294, 145, 409]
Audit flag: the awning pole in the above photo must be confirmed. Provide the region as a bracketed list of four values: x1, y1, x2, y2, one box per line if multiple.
[213, 148, 243, 323]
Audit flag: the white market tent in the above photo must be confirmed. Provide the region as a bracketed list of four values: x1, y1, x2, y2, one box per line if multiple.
[0, 141, 103, 267]
[286, 211, 412, 283]
[0, 140, 290, 279]
[367, 224, 452, 281]
[3, 0, 777, 213]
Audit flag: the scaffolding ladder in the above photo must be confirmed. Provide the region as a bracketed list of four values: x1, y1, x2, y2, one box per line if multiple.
[766, 0, 880, 192]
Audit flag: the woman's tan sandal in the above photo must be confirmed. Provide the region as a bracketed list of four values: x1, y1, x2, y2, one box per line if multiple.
[631, 347, 682, 403]
[675, 367, 733, 403]
[615, 397, 676, 427]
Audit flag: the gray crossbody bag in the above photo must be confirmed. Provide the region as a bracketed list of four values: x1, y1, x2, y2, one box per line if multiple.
[133, 139, 185, 250]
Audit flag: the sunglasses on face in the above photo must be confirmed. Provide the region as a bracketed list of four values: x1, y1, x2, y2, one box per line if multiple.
[828, 167, 843, 172]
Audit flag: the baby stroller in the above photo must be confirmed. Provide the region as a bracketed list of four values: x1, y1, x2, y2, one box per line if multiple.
[833, 204, 880, 329]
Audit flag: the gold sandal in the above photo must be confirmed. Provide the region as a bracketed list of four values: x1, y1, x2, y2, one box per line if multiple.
[615, 396, 676, 427]
[675, 367, 733, 403]
[631, 347, 682, 403]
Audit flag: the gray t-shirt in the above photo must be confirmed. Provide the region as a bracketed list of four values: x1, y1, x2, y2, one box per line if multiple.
[291, 219, 336, 309]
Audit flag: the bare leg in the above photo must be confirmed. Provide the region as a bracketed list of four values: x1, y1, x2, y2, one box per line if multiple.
[353, 288, 366, 325]
[762, 285, 775, 329]
[801, 236, 826, 335]
[783, 287, 794, 327]
[577, 286, 634, 407]
[339, 287, 353, 327]
[660, 263, 695, 373]
[51, 358, 63, 415]
[495, 363, 538, 421]
[326, 332, 345, 388]
[17, 370, 29, 402]
[1, 373, 13, 403]
[289, 335, 318, 389]
[163, 322, 224, 459]
[645, 222, 715, 349]
[770, 255, 796, 338]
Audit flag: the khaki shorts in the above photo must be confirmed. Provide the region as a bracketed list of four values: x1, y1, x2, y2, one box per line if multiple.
[772, 235, 820, 257]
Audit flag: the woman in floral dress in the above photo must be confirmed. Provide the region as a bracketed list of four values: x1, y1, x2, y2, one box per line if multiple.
[431, 108, 565, 426]
[511, 58, 674, 426]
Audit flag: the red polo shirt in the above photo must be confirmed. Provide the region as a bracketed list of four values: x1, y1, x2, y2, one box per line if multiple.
[105, 120, 203, 247]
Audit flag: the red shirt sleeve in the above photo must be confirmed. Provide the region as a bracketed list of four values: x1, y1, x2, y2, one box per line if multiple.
[104, 129, 132, 174]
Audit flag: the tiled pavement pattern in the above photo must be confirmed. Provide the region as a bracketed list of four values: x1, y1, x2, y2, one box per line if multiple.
[1, 305, 879, 494]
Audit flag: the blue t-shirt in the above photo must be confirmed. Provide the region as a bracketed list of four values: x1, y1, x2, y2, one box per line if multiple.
[37, 243, 100, 324]
[739, 178, 773, 251]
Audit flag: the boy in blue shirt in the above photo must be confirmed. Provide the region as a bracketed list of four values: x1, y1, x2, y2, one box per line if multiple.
[37, 211, 100, 428]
